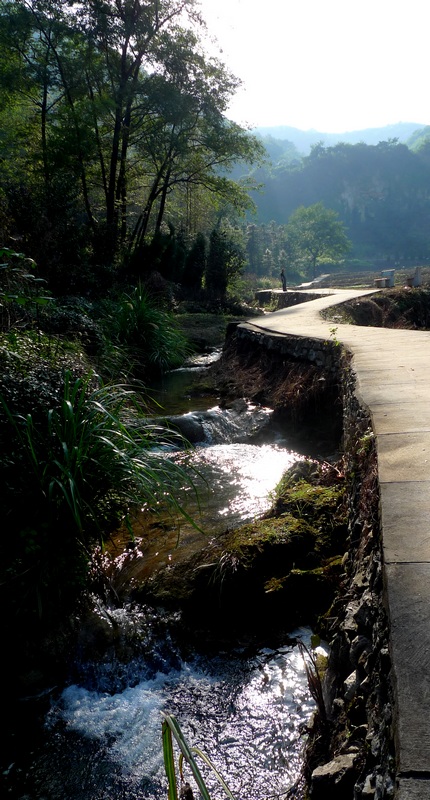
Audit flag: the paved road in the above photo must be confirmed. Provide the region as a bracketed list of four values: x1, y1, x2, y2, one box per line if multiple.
[241, 289, 430, 800]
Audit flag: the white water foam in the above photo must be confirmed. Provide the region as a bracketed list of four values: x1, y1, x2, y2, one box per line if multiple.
[52, 630, 321, 798]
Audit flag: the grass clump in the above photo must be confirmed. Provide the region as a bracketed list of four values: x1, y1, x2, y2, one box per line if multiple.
[99, 283, 191, 377]
[0, 368, 196, 628]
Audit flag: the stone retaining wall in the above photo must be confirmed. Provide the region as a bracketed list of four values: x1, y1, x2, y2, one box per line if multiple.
[234, 322, 339, 371]
[233, 325, 395, 799]
[254, 290, 328, 310]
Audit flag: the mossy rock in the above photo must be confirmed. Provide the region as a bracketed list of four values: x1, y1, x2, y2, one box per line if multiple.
[178, 514, 342, 637]
[134, 462, 348, 642]
[216, 513, 318, 568]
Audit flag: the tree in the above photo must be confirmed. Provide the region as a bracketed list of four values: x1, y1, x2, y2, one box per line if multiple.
[127, 30, 264, 265]
[0, 0, 264, 280]
[182, 231, 207, 289]
[285, 203, 351, 278]
[205, 226, 245, 300]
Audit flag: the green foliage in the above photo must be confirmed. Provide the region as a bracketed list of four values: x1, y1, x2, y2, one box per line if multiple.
[182, 232, 207, 290]
[0, 0, 263, 280]
[102, 283, 191, 375]
[205, 227, 246, 300]
[238, 221, 304, 283]
[248, 139, 430, 264]
[162, 713, 235, 800]
[0, 247, 52, 329]
[285, 203, 351, 278]
[0, 368, 197, 622]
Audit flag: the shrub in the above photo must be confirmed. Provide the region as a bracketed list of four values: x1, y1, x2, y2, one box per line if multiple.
[100, 284, 191, 377]
[0, 246, 52, 331]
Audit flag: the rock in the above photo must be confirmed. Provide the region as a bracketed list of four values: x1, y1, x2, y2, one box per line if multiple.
[360, 773, 376, 797]
[344, 670, 358, 701]
[343, 600, 361, 636]
[163, 414, 205, 443]
[311, 753, 357, 798]
[350, 635, 372, 668]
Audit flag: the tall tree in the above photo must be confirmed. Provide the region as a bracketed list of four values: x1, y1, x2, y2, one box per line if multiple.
[0, 0, 263, 278]
[182, 231, 207, 289]
[127, 29, 263, 264]
[285, 203, 351, 278]
[205, 225, 245, 299]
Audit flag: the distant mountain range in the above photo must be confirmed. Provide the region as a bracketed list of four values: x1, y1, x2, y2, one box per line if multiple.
[254, 122, 426, 155]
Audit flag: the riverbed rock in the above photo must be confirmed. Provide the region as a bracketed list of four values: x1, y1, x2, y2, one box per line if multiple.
[164, 413, 205, 443]
[310, 752, 358, 797]
[125, 459, 348, 642]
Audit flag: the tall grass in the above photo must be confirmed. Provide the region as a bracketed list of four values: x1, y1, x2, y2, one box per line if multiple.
[162, 713, 235, 800]
[102, 284, 191, 376]
[3, 372, 195, 532]
[0, 370, 197, 621]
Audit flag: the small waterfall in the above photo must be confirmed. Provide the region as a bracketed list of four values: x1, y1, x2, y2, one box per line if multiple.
[3, 352, 335, 800]
[37, 619, 323, 800]
[158, 400, 277, 445]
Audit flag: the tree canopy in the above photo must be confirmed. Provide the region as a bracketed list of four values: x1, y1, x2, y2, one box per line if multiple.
[285, 203, 351, 277]
[0, 0, 264, 288]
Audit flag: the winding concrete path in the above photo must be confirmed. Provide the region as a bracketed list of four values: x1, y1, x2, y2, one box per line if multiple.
[241, 288, 430, 799]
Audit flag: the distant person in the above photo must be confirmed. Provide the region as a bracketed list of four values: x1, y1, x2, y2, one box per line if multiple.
[280, 269, 286, 291]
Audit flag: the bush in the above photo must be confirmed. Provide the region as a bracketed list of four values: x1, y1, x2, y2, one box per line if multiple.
[100, 283, 191, 377]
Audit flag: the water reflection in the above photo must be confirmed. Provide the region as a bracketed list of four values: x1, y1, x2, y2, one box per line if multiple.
[43, 628, 321, 800]
[148, 350, 222, 415]
[110, 438, 303, 586]
[192, 441, 302, 524]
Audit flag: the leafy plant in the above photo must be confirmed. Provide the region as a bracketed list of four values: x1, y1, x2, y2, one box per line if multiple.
[102, 284, 191, 376]
[0, 370, 199, 621]
[162, 713, 236, 800]
[0, 247, 52, 330]
[329, 326, 340, 346]
[3, 371, 198, 534]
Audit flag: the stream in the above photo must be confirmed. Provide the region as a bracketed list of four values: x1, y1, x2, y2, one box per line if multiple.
[4, 351, 336, 800]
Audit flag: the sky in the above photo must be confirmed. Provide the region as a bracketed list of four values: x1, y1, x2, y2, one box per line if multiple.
[198, 0, 430, 133]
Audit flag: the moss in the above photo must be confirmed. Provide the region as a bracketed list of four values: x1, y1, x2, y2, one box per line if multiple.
[270, 470, 348, 560]
[217, 513, 318, 575]
[274, 479, 345, 515]
[264, 576, 286, 593]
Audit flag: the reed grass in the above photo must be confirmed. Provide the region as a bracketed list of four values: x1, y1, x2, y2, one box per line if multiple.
[2, 371, 196, 539]
[0, 370, 199, 620]
[162, 713, 235, 800]
[296, 637, 327, 722]
[102, 283, 191, 375]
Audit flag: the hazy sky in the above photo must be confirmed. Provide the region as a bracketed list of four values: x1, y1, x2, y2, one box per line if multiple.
[199, 0, 430, 133]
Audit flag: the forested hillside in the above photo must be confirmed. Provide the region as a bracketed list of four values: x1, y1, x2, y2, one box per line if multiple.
[255, 121, 424, 154]
[244, 136, 430, 269]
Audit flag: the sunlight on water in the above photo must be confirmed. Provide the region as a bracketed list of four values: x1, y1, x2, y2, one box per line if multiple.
[193, 442, 301, 523]
[46, 628, 322, 800]
[8, 363, 336, 800]
[115, 440, 303, 580]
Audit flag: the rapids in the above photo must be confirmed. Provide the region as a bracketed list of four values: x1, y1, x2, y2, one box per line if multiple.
[4, 350, 336, 800]
[23, 622, 324, 800]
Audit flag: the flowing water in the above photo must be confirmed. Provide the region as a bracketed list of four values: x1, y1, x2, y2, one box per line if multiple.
[5, 351, 335, 800]
[30, 623, 321, 800]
